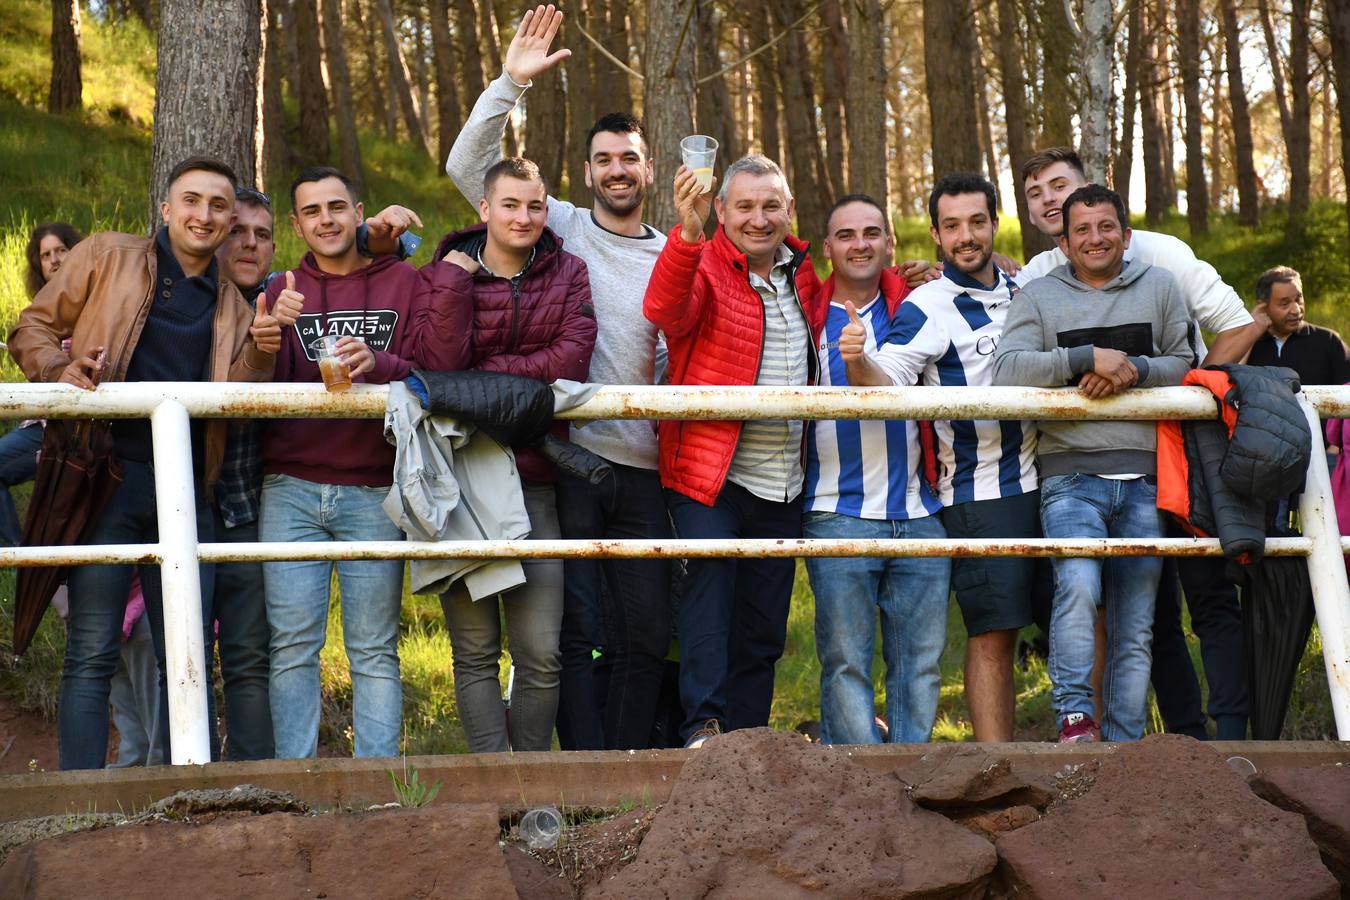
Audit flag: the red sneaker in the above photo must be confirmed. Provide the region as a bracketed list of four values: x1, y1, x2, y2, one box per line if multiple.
[1058, 712, 1099, 743]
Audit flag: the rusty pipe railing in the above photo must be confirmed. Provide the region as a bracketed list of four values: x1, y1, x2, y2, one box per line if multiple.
[4, 382, 1348, 756]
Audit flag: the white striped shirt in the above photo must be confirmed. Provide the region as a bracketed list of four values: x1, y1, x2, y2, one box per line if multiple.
[728, 243, 810, 501]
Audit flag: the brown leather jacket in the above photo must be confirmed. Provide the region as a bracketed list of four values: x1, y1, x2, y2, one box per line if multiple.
[8, 231, 275, 490]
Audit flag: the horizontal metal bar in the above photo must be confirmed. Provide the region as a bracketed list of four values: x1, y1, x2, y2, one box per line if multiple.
[1, 382, 1347, 421]
[0, 537, 1313, 566]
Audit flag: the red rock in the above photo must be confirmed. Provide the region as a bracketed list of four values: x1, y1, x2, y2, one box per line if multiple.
[995, 734, 1340, 900]
[1250, 764, 1350, 893]
[589, 728, 996, 899]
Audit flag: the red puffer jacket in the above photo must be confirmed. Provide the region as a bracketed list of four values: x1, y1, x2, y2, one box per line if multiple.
[427, 224, 597, 482]
[643, 225, 825, 506]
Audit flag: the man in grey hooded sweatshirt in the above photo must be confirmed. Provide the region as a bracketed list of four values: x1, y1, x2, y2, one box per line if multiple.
[993, 184, 1196, 745]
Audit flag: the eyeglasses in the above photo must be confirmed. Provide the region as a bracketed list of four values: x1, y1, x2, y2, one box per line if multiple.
[235, 187, 271, 208]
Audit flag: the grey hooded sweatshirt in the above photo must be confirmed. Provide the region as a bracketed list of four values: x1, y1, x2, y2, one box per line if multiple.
[992, 260, 1197, 477]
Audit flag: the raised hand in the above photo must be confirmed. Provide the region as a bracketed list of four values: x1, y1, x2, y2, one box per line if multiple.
[272, 270, 305, 328]
[504, 4, 571, 85]
[58, 345, 105, 390]
[839, 301, 867, 363]
[250, 295, 282, 354]
[364, 205, 423, 256]
[1252, 299, 1272, 333]
[896, 259, 939, 288]
[674, 165, 714, 244]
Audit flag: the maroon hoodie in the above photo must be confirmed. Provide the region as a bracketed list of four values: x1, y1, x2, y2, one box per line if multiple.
[262, 251, 470, 486]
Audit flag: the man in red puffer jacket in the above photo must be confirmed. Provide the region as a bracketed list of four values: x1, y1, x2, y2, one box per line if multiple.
[424, 156, 596, 754]
[643, 155, 826, 748]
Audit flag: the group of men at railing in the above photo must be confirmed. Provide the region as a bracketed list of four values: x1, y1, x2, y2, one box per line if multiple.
[10, 4, 1349, 769]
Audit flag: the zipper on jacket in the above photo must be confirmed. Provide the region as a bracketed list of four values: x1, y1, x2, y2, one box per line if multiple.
[509, 275, 522, 351]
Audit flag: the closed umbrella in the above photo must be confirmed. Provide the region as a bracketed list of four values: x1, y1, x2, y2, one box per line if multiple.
[1238, 556, 1316, 740]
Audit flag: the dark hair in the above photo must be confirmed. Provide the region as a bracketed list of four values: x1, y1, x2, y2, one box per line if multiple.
[1060, 184, 1127, 232]
[235, 186, 272, 211]
[928, 173, 998, 227]
[165, 156, 239, 197]
[290, 166, 359, 209]
[1020, 147, 1086, 184]
[825, 193, 891, 236]
[585, 112, 646, 157]
[483, 157, 546, 197]
[26, 222, 83, 298]
[1255, 265, 1303, 301]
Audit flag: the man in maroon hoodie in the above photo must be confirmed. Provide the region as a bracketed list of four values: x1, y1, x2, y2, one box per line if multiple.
[423, 156, 596, 753]
[260, 166, 472, 759]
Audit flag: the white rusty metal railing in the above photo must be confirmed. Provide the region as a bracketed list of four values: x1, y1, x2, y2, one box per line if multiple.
[4, 382, 1349, 761]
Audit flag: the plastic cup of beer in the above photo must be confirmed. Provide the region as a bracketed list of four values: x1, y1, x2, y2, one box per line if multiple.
[310, 335, 353, 393]
[680, 135, 719, 194]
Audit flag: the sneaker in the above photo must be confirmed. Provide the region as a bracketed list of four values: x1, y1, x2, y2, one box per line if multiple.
[1058, 712, 1099, 743]
[684, 719, 722, 749]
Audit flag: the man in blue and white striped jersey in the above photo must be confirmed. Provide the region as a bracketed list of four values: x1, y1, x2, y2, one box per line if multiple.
[804, 195, 949, 743]
[841, 173, 1038, 743]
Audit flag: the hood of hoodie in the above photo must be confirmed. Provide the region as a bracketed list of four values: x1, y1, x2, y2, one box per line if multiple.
[433, 223, 563, 278]
[1045, 257, 1151, 294]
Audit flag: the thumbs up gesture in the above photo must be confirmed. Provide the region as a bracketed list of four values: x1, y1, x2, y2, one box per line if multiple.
[839, 301, 867, 363]
[250, 292, 282, 354]
[272, 271, 305, 327]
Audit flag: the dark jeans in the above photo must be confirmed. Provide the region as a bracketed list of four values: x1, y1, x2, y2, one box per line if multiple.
[556, 463, 672, 750]
[0, 423, 43, 546]
[1149, 546, 1248, 740]
[666, 482, 802, 742]
[61, 459, 218, 769]
[212, 516, 274, 760]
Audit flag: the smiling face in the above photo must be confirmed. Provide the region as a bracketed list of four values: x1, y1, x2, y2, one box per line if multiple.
[479, 174, 548, 253]
[931, 192, 998, 282]
[216, 203, 276, 293]
[160, 169, 236, 263]
[584, 130, 653, 218]
[38, 233, 71, 283]
[1060, 200, 1130, 287]
[1024, 160, 1087, 238]
[1266, 278, 1305, 338]
[714, 171, 795, 269]
[291, 177, 363, 261]
[823, 201, 893, 291]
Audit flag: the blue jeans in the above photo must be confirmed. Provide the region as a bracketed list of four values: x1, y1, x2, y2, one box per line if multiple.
[212, 516, 274, 760]
[61, 459, 218, 769]
[556, 463, 672, 750]
[1040, 474, 1163, 741]
[666, 482, 802, 742]
[260, 474, 404, 759]
[803, 511, 950, 743]
[0, 423, 43, 546]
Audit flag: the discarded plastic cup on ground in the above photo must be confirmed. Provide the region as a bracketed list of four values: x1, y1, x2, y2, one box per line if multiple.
[520, 806, 563, 850]
[310, 335, 352, 393]
[1225, 755, 1257, 777]
[680, 135, 719, 193]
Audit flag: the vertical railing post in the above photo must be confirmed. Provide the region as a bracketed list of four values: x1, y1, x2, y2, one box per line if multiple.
[1296, 397, 1350, 738]
[150, 399, 211, 764]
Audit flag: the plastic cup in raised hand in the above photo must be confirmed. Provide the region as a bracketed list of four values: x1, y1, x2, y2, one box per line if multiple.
[310, 335, 352, 393]
[680, 135, 719, 194]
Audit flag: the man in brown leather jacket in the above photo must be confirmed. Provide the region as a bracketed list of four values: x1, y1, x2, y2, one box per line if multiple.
[9, 156, 290, 769]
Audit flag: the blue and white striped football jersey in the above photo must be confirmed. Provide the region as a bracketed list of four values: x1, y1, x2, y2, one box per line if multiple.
[872, 267, 1039, 506]
[805, 292, 943, 520]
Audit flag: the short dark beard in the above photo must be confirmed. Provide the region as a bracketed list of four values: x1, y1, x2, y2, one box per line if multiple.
[593, 180, 646, 218]
[943, 244, 993, 277]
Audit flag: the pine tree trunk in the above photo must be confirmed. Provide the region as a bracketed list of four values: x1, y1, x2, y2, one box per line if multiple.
[1220, 0, 1259, 225]
[643, 0, 696, 232]
[924, 0, 982, 176]
[150, 0, 263, 230]
[846, 0, 887, 207]
[480, 1, 517, 156]
[820, 0, 849, 196]
[373, 0, 430, 156]
[600, 0, 634, 112]
[1178, 0, 1209, 236]
[1320, 68, 1335, 198]
[413, 5, 431, 137]
[1287, 0, 1312, 235]
[695, 4, 743, 168]
[1208, 36, 1224, 212]
[566, 0, 597, 203]
[49, 0, 82, 114]
[996, 0, 1055, 257]
[1258, 0, 1294, 150]
[1115, 0, 1142, 212]
[1325, 0, 1350, 261]
[261, 0, 291, 187]
[774, 0, 831, 247]
[1078, 0, 1114, 182]
[1036, 0, 1076, 146]
[1139, 0, 1170, 225]
[292, 0, 330, 162]
[454, 0, 487, 121]
[972, 5, 1000, 185]
[429, 0, 461, 170]
[321, 0, 363, 191]
[747, 4, 781, 166]
[1158, 1, 1178, 207]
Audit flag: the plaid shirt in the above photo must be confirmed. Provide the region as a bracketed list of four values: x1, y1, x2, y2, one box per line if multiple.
[215, 420, 263, 529]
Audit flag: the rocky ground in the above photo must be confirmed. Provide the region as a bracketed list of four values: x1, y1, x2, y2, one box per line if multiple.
[1, 730, 1347, 899]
